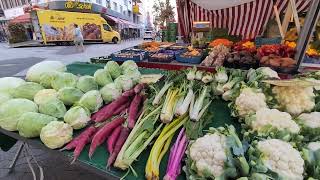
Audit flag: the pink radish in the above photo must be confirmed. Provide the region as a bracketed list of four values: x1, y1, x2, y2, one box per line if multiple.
[107, 126, 121, 154]
[89, 117, 125, 158]
[113, 101, 130, 116]
[134, 83, 146, 94]
[107, 126, 130, 167]
[95, 90, 135, 122]
[61, 126, 97, 151]
[128, 94, 143, 129]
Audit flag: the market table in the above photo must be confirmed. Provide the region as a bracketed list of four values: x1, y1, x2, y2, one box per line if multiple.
[1, 62, 241, 180]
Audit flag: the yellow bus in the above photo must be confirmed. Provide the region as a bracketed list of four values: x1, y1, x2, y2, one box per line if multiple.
[33, 10, 120, 45]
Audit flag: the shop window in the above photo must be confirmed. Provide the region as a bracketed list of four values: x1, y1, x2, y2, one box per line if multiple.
[96, 0, 102, 4]
[113, 2, 118, 12]
[106, 0, 110, 8]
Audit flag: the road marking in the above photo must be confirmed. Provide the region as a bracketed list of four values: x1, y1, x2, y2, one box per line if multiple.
[0, 63, 17, 67]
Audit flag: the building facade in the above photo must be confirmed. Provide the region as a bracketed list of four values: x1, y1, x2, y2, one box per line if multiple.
[0, 0, 30, 19]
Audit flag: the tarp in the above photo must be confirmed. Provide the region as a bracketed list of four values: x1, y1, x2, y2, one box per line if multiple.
[191, 0, 255, 10]
[106, 15, 119, 23]
[120, 19, 138, 29]
[177, 0, 311, 39]
[10, 13, 31, 24]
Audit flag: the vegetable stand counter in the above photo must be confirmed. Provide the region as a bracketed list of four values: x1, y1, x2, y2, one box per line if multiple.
[0, 62, 240, 180]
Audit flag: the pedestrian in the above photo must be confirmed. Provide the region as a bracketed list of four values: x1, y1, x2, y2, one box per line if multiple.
[73, 24, 85, 52]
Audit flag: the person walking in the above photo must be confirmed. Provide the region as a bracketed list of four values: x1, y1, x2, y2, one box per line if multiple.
[73, 24, 85, 52]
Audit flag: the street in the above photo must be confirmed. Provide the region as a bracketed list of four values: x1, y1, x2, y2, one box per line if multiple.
[0, 39, 143, 180]
[0, 39, 143, 77]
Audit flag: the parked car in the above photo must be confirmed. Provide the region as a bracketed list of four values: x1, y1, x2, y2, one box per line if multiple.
[143, 31, 154, 40]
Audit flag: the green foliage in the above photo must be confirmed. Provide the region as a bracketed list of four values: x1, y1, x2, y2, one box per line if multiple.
[8, 23, 28, 43]
[152, 0, 175, 27]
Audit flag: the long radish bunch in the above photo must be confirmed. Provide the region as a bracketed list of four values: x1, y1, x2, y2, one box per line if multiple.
[145, 114, 188, 180]
[61, 125, 98, 163]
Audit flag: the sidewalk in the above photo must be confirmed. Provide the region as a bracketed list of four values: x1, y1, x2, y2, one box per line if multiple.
[8, 40, 45, 48]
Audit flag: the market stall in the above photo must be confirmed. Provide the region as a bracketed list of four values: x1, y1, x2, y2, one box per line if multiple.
[1, 1, 320, 180]
[0, 56, 320, 179]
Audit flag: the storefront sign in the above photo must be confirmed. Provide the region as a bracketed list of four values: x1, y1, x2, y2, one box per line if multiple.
[64, 1, 92, 10]
[133, 5, 140, 14]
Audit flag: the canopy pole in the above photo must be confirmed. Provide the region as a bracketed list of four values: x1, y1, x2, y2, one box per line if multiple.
[295, 0, 320, 71]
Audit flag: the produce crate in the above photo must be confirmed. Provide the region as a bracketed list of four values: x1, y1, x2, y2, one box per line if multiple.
[149, 53, 174, 63]
[176, 52, 203, 64]
[111, 52, 146, 62]
[90, 56, 111, 64]
[255, 36, 282, 47]
[120, 48, 149, 59]
[304, 56, 320, 64]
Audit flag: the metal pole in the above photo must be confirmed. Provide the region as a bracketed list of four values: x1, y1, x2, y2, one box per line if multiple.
[295, 0, 320, 71]
[8, 143, 25, 173]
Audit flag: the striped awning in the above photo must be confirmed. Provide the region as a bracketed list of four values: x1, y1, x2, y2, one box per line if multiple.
[177, 0, 311, 40]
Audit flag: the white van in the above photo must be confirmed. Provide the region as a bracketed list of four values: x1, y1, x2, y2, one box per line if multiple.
[143, 31, 154, 40]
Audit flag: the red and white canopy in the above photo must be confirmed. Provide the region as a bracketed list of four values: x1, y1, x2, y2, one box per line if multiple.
[177, 0, 311, 40]
[191, 0, 255, 11]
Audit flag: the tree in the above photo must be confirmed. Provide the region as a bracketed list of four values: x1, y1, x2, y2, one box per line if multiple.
[152, 0, 175, 29]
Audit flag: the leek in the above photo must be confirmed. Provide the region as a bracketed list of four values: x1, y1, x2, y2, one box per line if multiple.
[160, 88, 181, 123]
[175, 87, 194, 116]
[114, 105, 163, 170]
[195, 71, 203, 80]
[152, 82, 173, 106]
[214, 66, 228, 83]
[202, 73, 214, 84]
[190, 86, 209, 121]
[187, 67, 197, 81]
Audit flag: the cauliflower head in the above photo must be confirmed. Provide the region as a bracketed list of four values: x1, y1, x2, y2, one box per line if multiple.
[234, 88, 268, 118]
[298, 112, 320, 129]
[307, 141, 320, 151]
[273, 86, 315, 116]
[189, 133, 227, 177]
[302, 141, 320, 179]
[297, 112, 320, 141]
[254, 139, 304, 180]
[186, 126, 248, 179]
[249, 108, 300, 134]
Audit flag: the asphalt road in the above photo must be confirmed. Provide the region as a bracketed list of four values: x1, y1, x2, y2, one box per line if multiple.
[0, 39, 143, 180]
[0, 39, 143, 77]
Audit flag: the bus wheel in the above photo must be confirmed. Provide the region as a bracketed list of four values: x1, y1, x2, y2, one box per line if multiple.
[112, 37, 118, 44]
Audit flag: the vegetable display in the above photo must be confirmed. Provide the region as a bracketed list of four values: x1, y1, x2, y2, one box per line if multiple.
[39, 98, 67, 118]
[78, 90, 103, 113]
[26, 61, 66, 83]
[33, 89, 58, 105]
[2, 58, 320, 180]
[76, 75, 98, 93]
[51, 72, 78, 90]
[0, 77, 25, 94]
[17, 112, 57, 138]
[40, 121, 73, 149]
[58, 87, 84, 106]
[0, 99, 38, 131]
[12, 82, 44, 100]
